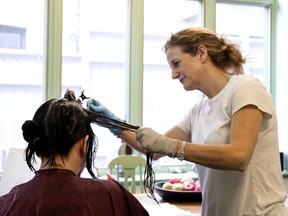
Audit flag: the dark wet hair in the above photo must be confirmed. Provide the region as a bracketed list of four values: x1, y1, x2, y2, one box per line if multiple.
[22, 90, 98, 178]
[22, 89, 158, 201]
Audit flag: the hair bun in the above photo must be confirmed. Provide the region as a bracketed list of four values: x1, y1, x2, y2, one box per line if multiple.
[22, 120, 40, 142]
[64, 89, 77, 101]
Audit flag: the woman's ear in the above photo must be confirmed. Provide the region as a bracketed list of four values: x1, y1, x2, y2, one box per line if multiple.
[197, 45, 207, 62]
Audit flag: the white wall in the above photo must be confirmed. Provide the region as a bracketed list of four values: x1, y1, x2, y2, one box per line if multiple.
[275, 0, 288, 168]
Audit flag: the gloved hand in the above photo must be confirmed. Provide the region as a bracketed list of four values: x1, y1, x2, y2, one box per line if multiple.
[87, 98, 124, 136]
[136, 127, 178, 158]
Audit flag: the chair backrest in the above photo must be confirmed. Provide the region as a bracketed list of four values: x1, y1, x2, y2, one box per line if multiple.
[108, 155, 146, 193]
[0, 148, 40, 196]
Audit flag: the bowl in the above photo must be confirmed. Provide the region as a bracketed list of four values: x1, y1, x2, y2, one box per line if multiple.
[154, 181, 202, 202]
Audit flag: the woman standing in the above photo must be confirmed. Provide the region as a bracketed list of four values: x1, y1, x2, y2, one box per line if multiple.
[88, 27, 288, 215]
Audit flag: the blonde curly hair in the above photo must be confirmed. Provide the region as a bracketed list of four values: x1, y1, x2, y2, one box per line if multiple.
[163, 27, 246, 75]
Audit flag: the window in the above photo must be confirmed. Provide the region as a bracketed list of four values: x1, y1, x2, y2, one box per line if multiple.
[0, 25, 26, 49]
[0, 0, 45, 173]
[62, 0, 128, 168]
[275, 0, 288, 152]
[143, 0, 202, 166]
[142, 0, 273, 166]
[216, 2, 270, 88]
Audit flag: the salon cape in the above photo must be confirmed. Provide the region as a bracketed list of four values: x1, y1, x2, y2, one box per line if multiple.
[0, 169, 149, 216]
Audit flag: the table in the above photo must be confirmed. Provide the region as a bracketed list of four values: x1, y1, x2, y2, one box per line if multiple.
[134, 193, 201, 215]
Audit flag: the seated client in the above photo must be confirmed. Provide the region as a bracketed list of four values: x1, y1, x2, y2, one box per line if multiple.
[0, 90, 149, 216]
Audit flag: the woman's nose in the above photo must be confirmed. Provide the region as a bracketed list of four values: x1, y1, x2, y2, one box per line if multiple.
[171, 69, 179, 80]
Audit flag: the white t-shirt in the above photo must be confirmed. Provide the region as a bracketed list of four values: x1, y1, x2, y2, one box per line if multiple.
[177, 75, 288, 216]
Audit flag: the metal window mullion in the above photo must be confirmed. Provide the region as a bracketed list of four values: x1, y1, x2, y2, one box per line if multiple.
[203, 0, 216, 31]
[126, 0, 144, 126]
[43, 0, 63, 101]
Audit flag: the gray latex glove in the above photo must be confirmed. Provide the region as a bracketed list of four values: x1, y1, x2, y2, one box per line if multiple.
[87, 98, 124, 136]
[136, 127, 178, 158]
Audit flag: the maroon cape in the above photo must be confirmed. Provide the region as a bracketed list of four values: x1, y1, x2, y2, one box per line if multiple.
[0, 169, 149, 216]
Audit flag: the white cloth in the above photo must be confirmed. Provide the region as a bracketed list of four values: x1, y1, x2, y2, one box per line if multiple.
[0, 148, 38, 196]
[177, 75, 288, 216]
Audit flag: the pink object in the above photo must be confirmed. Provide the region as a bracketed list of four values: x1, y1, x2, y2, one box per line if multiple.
[106, 172, 117, 181]
[195, 184, 201, 192]
[169, 177, 182, 184]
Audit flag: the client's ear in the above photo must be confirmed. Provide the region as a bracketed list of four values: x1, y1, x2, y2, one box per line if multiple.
[79, 135, 89, 158]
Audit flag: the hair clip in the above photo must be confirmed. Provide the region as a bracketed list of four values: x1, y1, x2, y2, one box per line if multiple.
[77, 90, 90, 104]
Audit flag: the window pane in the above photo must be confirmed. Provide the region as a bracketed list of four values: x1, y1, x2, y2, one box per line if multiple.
[143, 0, 202, 166]
[216, 3, 269, 88]
[0, 0, 45, 171]
[62, 0, 127, 169]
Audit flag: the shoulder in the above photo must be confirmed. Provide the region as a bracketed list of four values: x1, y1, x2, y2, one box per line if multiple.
[80, 178, 121, 190]
[227, 75, 270, 100]
[79, 178, 132, 200]
[89, 179, 149, 215]
[229, 74, 266, 89]
[65, 178, 149, 215]
[228, 75, 274, 115]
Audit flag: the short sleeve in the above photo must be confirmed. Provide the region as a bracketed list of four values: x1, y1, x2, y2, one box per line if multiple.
[176, 99, 208, 134]
[231, 76, 274, 117]
[177, 109, 193, 134]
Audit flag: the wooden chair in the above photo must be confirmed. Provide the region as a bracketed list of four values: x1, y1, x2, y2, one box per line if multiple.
[108, 155, 146, 193]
